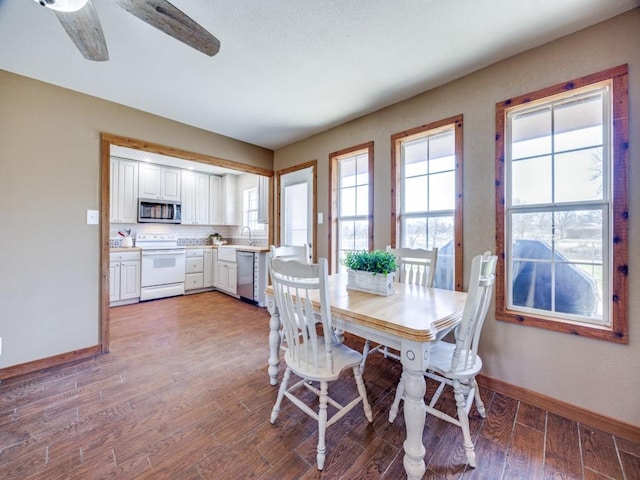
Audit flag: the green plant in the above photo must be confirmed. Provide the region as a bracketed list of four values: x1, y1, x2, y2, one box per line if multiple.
[342, 250, 397, 275]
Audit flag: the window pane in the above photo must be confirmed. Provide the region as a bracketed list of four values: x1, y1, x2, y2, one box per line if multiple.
[340, 157, 356, 187]
[284, 183, 308, 245]
[340, 186, 356, 216]
[428, 216, 454, 250]
[404, 176, 428, 213]
[404, 138, 428, 175]
[355, 154, 369, 186]
[429, 171, 455, 211]
[512, 156, 552, 205]
[511, 108, 552, 159]
[402, 217, 427, 249]
[429, 155, 455, 174]
[356, 185, 368, 216]
[430, 216, 454, 290]
[353, 220, 369, 250]
[554, 147, 603, 203]
[555, 209, 603, 262]
[429, 130, 455, 164]
[511, 212, 553, 250]
[554, 94, 603, 152]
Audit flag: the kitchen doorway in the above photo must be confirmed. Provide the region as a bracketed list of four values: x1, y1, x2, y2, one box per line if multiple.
[100, 133, 274, 353]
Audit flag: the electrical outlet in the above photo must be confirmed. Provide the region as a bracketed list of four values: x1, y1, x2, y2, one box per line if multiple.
[86, 209, 99, 225]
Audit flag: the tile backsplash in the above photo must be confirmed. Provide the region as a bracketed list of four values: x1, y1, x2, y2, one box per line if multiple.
[110, 223, 267, 248]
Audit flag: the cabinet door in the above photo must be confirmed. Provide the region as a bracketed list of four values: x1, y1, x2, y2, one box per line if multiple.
[215, 262, 228, 289]
[195, 173, 210, 225]
[209, 175, 222, 225]
[109, 262, 121, 302]
[227, 264, 237, 294]
[120, 261, 141, 300]
[181, 170, 196, 224]
[110, 158, 118, 223]
[204, 249, 215, 287]
[118, 160, 139, 224]
[162, 167, 181, 201]
[138, 163, 162, 199]
[221, 174, 238, 225]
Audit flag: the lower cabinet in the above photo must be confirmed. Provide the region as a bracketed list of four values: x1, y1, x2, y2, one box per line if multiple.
[186, 248, 216, 293]
[110, 251, 141, 306]
[215, 260, 237, 295]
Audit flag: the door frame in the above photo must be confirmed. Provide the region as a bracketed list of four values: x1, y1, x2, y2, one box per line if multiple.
[275, 160, 317, 263]
[100, 133, 274, 353]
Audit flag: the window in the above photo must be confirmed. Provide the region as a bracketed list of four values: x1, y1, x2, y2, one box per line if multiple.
[330, 142, 373, 273]
[392, 116, 463, 290]
[243, 187, 265, 234]
[495, 65, 628, 343]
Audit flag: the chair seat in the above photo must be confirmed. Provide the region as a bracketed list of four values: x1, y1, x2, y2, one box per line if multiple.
[284, 337, 363, 382]
[428, 341, 483, 379]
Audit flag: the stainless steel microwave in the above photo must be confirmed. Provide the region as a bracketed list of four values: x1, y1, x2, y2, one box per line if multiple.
[137, 198, 182, 224]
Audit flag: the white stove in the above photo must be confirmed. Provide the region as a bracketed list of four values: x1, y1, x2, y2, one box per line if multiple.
[136, 233, 186, 301]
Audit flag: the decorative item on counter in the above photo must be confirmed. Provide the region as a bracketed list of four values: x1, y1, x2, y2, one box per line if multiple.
[118, 229, 133, 248]
[342, 249, 397, 296]
[209, 233, 225, 246]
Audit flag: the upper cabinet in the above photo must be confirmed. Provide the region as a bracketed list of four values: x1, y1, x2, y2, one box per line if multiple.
[220, 174, 239, 225]
[209, 174, 222, 225]
[138, 163, 181, 201]
[181, 171, 210, 225]
[110, 158, 138, 224]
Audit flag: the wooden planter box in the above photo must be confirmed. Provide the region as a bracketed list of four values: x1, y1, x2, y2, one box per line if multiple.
[346, 269, 395, 296]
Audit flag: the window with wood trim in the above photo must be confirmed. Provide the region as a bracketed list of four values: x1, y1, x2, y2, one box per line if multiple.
[391, 116, 463, 290]
[330, 142, 374, 273]
[495, 65, 628, 343]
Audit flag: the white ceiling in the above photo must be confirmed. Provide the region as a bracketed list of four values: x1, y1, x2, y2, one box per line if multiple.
[1, 0, 637, 150]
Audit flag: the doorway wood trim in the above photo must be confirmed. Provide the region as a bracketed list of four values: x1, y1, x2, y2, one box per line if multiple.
[100, 133, 274, 353]
[275, 160, 317, 263]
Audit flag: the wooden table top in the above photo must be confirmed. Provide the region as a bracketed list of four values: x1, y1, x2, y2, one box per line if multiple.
[267, 273, 468, 343]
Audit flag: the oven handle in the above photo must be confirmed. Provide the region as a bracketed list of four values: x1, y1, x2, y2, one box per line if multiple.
[142, 250, 186, 256]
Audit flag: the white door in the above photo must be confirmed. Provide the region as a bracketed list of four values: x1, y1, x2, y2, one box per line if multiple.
[279, 165, 314, 260]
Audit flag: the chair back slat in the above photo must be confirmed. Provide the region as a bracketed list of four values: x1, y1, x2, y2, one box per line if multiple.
[269, 257, 334, 373]
[451, 252, 497, 373]
[386, 246, 438, 287]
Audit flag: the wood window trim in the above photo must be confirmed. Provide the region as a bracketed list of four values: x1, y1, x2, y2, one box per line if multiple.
[494, 65, 629, 343]
[329, 142, 374, 274]
[390, 115, 464, 291]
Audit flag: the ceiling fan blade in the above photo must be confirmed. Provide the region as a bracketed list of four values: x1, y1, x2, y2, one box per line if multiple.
[113, 0, 220, 56]
[54, 0, 109, 61]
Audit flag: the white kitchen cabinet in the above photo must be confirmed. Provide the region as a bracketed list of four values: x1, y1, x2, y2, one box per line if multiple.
[204, 248, 216, 287]
[220, 174, 239, 225]
[209, 175, 222, 225]
[215, 260, 237, 295]
[110, 158, 139, 224]
[181, 171, 210, 225]
[185, 248, 205, 291]
[110, 251, 141, 306]
[139, 163, 181, 201]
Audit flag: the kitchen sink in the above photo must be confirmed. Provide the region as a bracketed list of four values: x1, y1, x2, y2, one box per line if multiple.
[217, 246, 237, 262]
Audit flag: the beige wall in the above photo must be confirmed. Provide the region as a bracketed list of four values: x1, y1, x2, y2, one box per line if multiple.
[274, 9, 640, 427]
[0, 71, 272, 369]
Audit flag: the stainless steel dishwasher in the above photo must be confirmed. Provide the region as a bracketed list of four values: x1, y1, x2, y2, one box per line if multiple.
[236, 251, 255, 302]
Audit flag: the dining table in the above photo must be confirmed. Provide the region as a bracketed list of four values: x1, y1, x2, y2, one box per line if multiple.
[265, 272, 468, 480]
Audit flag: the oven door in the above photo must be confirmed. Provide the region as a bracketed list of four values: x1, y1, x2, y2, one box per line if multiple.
[141, 249, 186, 287]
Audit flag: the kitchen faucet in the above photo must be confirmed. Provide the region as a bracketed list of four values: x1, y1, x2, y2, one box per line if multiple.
[241, 225, 253, 246]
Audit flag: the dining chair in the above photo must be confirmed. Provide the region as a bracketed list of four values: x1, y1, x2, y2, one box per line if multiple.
[388, 251, 497, 468]
[361, 245, 439, 370]
[269, 257, 373, 471]
[270, 244, 311, 263]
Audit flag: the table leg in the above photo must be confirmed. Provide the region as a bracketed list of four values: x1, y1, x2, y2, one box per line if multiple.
[402, 358, 427, 479]
[266, 296, 281, 386]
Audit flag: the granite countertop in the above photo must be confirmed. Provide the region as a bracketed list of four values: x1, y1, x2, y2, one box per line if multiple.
[216, 245, 270, 253]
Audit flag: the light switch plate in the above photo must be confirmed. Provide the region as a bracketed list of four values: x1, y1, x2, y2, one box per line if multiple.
[317, 212, 323, 224]
[87, 210, 99, 225]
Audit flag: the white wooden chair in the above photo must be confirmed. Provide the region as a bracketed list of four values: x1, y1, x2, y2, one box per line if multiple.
[269, 257, 373, 471]
[270, 244, 311, 263]
[361, 246, 439, 369]
[388, 252, 497, 468]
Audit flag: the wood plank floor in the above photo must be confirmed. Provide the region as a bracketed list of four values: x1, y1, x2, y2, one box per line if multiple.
[1, 292, 639, 479]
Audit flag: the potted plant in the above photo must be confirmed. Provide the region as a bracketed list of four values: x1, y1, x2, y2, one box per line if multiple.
[342, 249, 398, 296]
[209, 233, 224, 245]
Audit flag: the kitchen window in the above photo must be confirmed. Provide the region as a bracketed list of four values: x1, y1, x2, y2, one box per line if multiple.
[330, 142, 374, 273]
[495, 65, 628, 342]
[391, 116, 463, 290]
[243, 187, 265, 234]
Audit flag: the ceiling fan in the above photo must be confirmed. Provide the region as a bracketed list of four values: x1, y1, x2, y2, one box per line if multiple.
[34, 0, 220, 61]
